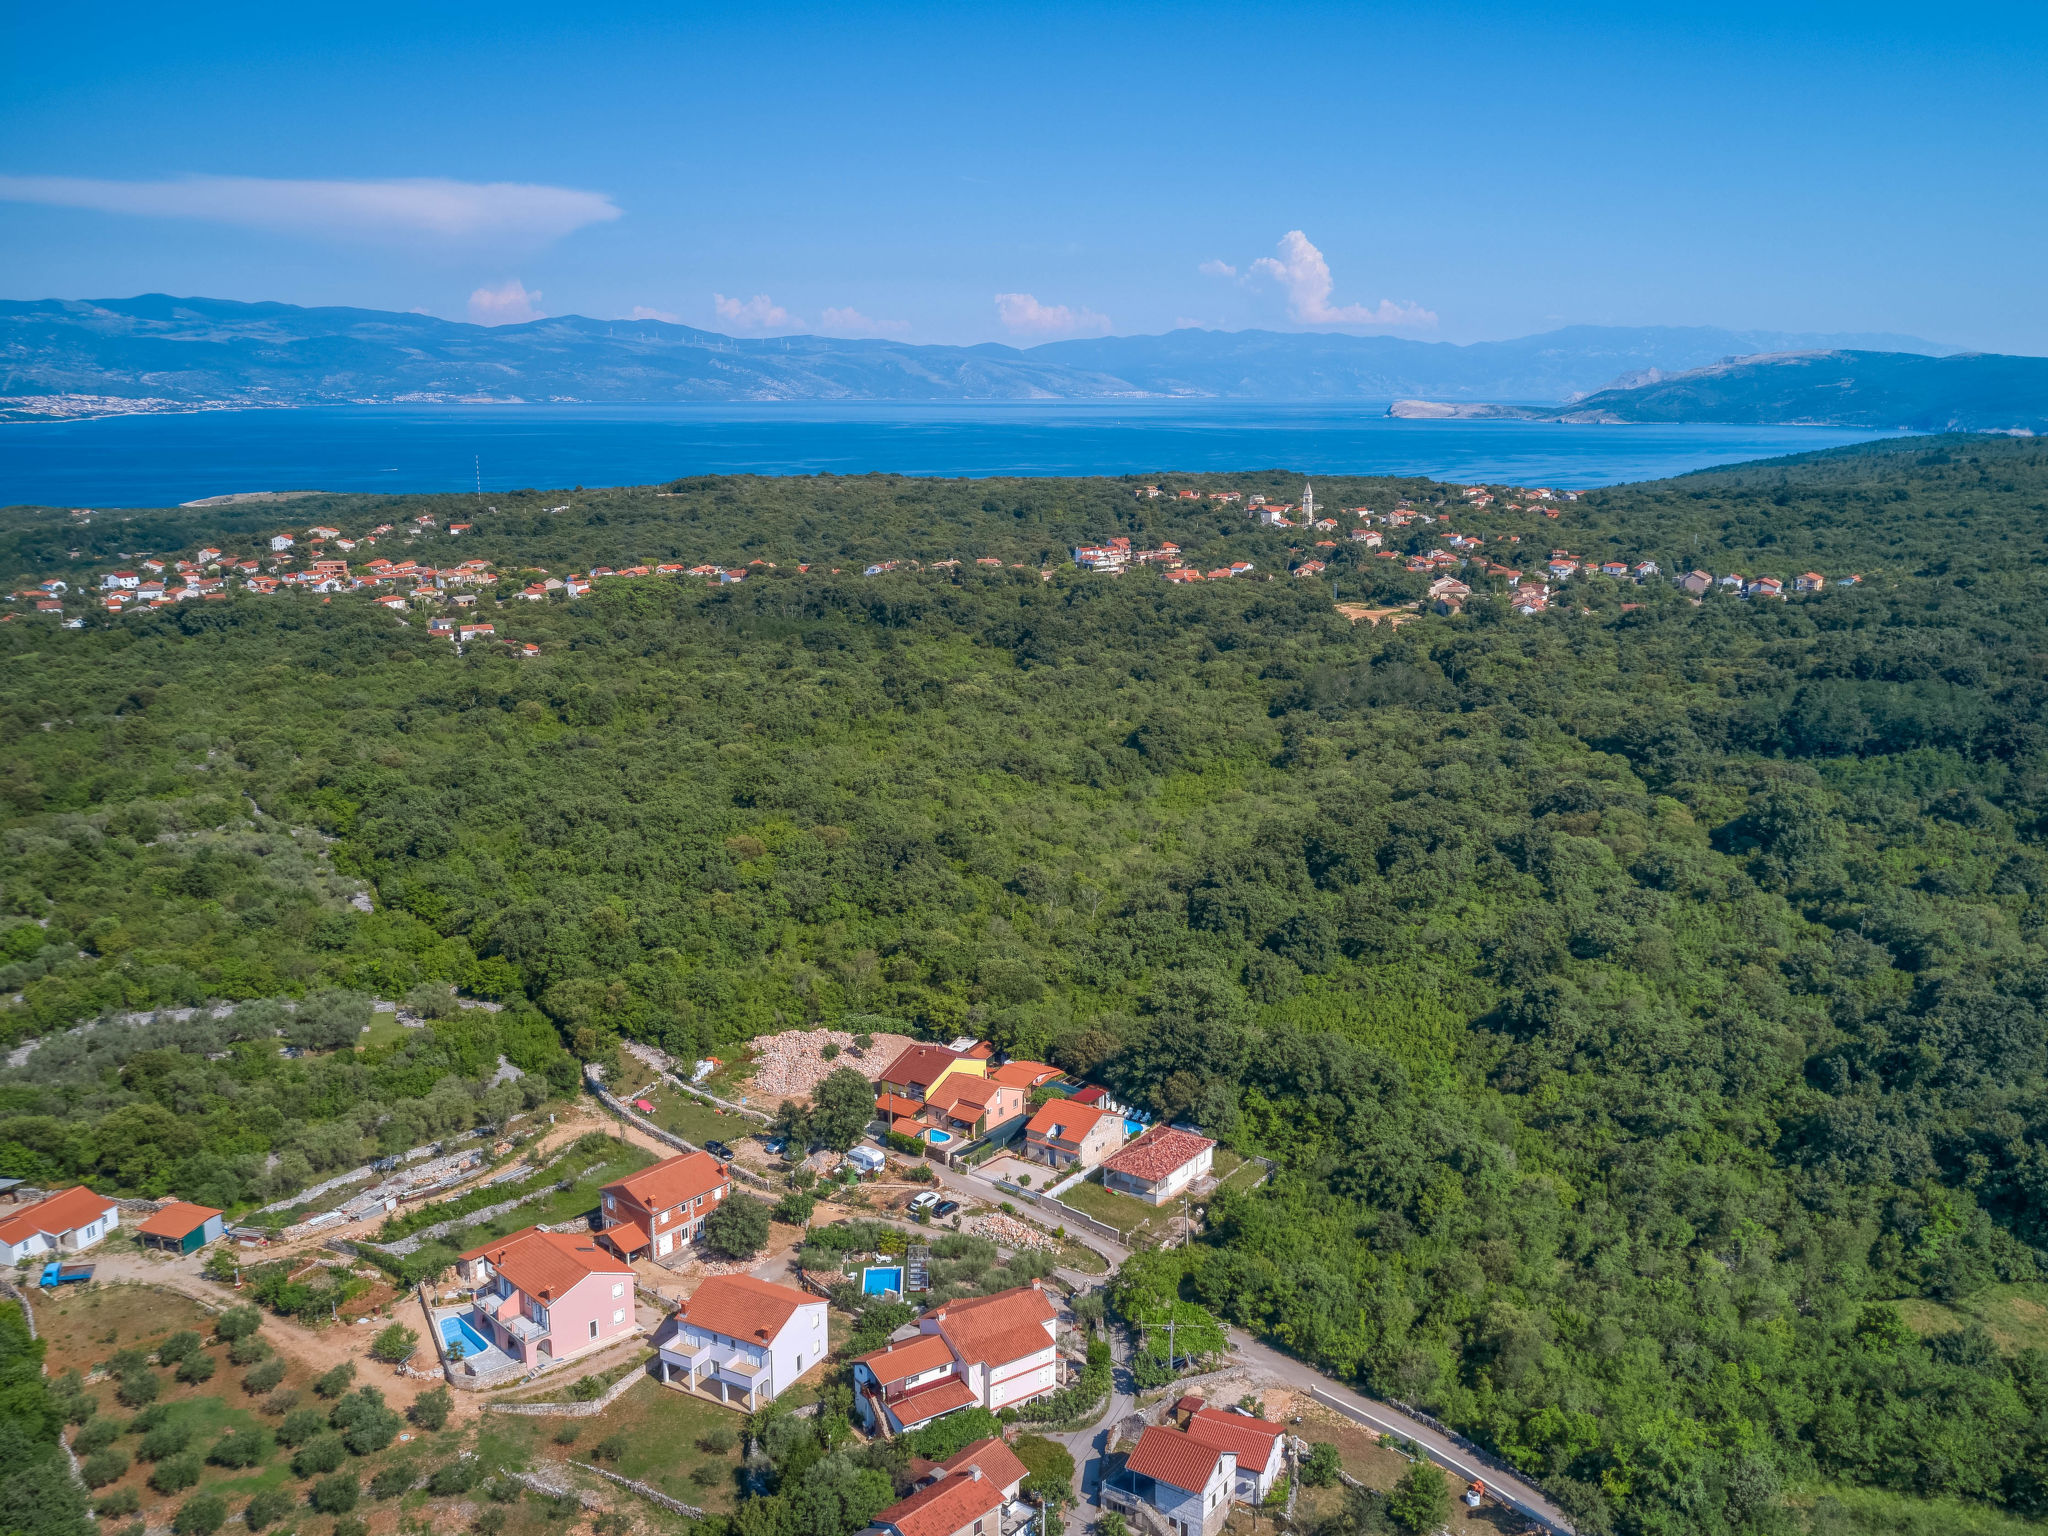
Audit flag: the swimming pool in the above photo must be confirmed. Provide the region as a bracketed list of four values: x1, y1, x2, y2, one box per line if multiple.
[440, 1313, 494, 1359]
[862, 1267, 904, 1295]
[925, 1128, 953, 1144]
[1125, 1119, 1144, 1139]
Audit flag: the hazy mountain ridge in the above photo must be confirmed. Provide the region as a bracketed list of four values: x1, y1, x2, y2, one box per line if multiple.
[1389, 349, 2048, 433]
[0, 294, 1962, 412]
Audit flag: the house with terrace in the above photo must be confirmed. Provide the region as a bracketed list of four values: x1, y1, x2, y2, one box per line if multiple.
[1022, 1100, 1125, 1170]
[852, 1281, 1064, 1433]
[1100, 1126, 1216, 1206]
[865, 1438, 1028, 1536]
[596, 1150, 730, 1262]
[452, 1226, 637, 1369]
[1183, 1409, 1288, 1501]
[0, 1187, 119, 1265]
[1106, 1426, 1237, 1536]
[658, 1273, 826, 1407]
[876, 1043, 987, 1107]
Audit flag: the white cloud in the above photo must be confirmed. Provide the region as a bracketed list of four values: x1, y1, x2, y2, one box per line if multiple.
[629, 305, 682, 323]
[0, 174, 620, 243]
[469, 279, 544, 325]
[819, 306, 909, 338]
[993, 292, 1111, 337]
[1198, 259, 1237, 278]
[713, 293, 796, 332]
[1248, 230, 1436, 330]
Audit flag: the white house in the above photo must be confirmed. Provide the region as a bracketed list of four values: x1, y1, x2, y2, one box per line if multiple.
[269, 535, 295, 551]
[1107, 1427, 1236, 1536]
[1100, 1126, 1216, 1206]
[0, 1186, 120, 1265]
[1184, 1409, 1288, 1501]
[659, 1273, 827, 1407]
[853, 1281, 1063, 1432]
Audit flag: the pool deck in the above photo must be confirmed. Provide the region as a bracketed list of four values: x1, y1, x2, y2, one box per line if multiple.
[433, 1303, 517, 1375]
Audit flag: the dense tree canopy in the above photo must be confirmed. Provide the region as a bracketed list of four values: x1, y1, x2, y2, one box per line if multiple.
[7, 437, 2048, 1534]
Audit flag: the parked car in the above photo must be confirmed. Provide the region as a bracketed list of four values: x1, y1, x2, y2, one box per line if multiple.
[761, 1136, 788, 1156]
[703, 1140, 734, 1162]
[909, 1190, 941, 1212]
[933, 1199, 961, 1217]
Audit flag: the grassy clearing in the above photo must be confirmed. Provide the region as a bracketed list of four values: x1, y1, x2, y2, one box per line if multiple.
[1055, 1151, 1249, 1246]
[1892, 1283, 2048, 1353]
[489, 1376, 744, 1512]
[359, 1011, 411, 1051]
[637, 1087, 763, 1150]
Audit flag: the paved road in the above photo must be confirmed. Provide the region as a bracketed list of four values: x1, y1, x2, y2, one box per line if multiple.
[1226, 1328, 1574, 1535]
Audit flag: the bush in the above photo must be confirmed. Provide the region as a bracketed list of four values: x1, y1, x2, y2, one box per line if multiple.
[228, 1335, 271, 1368]
[591, 1434, 626, 1464]
[773, 1191, 816, 1225]
[155, 1332, 203, 1367]
[174, 1493, 229, 1536]
[208, 1429, 268, 1469]
[275, 1408, 326, 1448]
[115, 1370, 160, 1409]
[312, 1362, 355, 1399]
[483, 1476, 523, 1505]
[1386, 1462, 1450, 1535]
[176, 1353, 219, 1385]
[310, 1474, 359, 1515]
[553, 1423, 581, 1446]
[369, 1464, 417, 1500]
[291, 1434, 347, 1478]
[216, 1306, 264, 1343]
[568, 1374, 605, 1401]
[129, 1404, 173, 1435]
[368, 1322, 419, 1365]
[429, 1461, 481, 1497]
[74, 1417, 123, 1456]
[473, 1512, 507, 1536]
[149, 1454, 203, 1495]
[703, 1194, 772, 1259]
[330, 1386, 403, 1455]
[139, 1421, 194, 1461]
[408, 1386, 452, 1431]
[81, 1449, 130, 1488]
[331, 1520, 367, 1536]
[689, 1464, 723, 1489]
[241, 1357, 287, 1395]
[260, 1387, 300, 1417]
[240, 1488, 295, 1531]
[1300, 1443, 1341, 1489]
[94, 1489, 142, 1520]
[698, 1426, 736, 1455]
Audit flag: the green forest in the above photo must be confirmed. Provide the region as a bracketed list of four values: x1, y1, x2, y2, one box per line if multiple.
[7, 435, 2048, 1535]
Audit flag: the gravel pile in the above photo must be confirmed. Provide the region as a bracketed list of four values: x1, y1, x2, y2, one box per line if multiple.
[973, 1211, 1058, 1253]
[746, 1028, 921, 1101]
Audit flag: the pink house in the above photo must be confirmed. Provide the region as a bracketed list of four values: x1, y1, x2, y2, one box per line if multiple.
[455, 1225, 638, 1367]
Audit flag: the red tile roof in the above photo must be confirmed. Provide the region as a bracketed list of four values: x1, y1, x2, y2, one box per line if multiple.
[459, 1226, 629, 1302]
[988, 1060, 1061, 1090]
[935, 1437, 1029, 1494]
[1184, 1409, 1284, 1468]
[929, 1283, 1057, 1369]
[0, 1186, 114, 1245]
[605, 1151, 727, 1214]
[600, 1219, 652, 1256]
[135, 1202, 221, 1240]
[1024, 1100, 1117, 1145]
[681, 1273, 816, 1343]
[1125, 1426, 1232, 1495]
[878, 1043, 965, 1094]
[875, 1459, 1006, 1536]
[876, 1093, 926, 1120]
[1102, 1125, 1215, 1184]
[856, 1331, 956, 1385]
[888, 1373, 980, 1427]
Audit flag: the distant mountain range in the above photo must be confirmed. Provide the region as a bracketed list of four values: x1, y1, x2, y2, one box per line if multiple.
[0, 294, 1970, 420]
[1389, 349, 2048, 434]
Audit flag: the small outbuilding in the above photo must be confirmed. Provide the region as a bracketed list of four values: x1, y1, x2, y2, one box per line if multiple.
[135, 1202, 226, 1255]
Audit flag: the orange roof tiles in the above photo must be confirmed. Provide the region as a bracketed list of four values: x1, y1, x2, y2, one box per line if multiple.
[856, 1331, 955, 1385]
[1125, 1425, 1231, 1495]
[459, 1225, 629, 1302]
[0, 1186, 114, 1245]
[1102, 1125, 1214, 1184]
[605, 1150, 727, 1213]
[988, 1060, 1060, 1091]
[877, 1043, 965, 1094]
[936, 1437, 1029, 1492]
[1184, 1409, 1284, 1467]
[929, 1284, 1057, 1369]
[876, 1093, 925, 1120]
[874, 1459, 1006, 1536]
[1024, 1100, 1116, 1145]
[135, 1202, 221, 1239]
[681, 1273, 815, 1343]
[888, 1374, 980, 1427]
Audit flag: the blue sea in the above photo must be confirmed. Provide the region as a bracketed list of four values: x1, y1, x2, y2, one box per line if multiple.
[0, 402, 1908, 508]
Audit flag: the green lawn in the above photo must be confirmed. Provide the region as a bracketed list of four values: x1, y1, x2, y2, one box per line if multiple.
[639, 1087, 764, 1149]
[452, 1143, 656, 1244]
[358, 1010, 410, 1051]
[1893, 1283, 2048, 1353]
[489, 1376, 745, 1511]
[1055, 1154, 1247, 1245]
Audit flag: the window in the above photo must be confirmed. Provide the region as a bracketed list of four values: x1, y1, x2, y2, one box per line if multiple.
[589, 1320, 599, 1340]
[612, 1309, 625, 1325]
[612, 1282, 625, 1298]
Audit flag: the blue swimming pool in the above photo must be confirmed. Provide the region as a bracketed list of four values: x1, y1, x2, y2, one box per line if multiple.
[925, 1128, 953, 1144]
[1125, 1119, 1145, 1139]
[441, 1313, 494, 1358]
[863, 1267, 904, 1295]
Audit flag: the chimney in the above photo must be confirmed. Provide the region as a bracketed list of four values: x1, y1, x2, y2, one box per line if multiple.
[1030, 1278, 1041, 1290]
[969, 1467, 981, 1481]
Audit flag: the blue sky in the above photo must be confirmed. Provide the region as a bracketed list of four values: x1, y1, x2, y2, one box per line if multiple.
[3, 0, 2045, 350]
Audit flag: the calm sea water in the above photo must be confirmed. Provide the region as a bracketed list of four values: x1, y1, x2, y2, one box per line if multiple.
[1, 402, 1906, 508]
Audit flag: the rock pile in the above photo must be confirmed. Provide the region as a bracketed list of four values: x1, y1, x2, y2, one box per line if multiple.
[747, 1028, 921, 1101]
[973, 1210, 1057, 1253]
